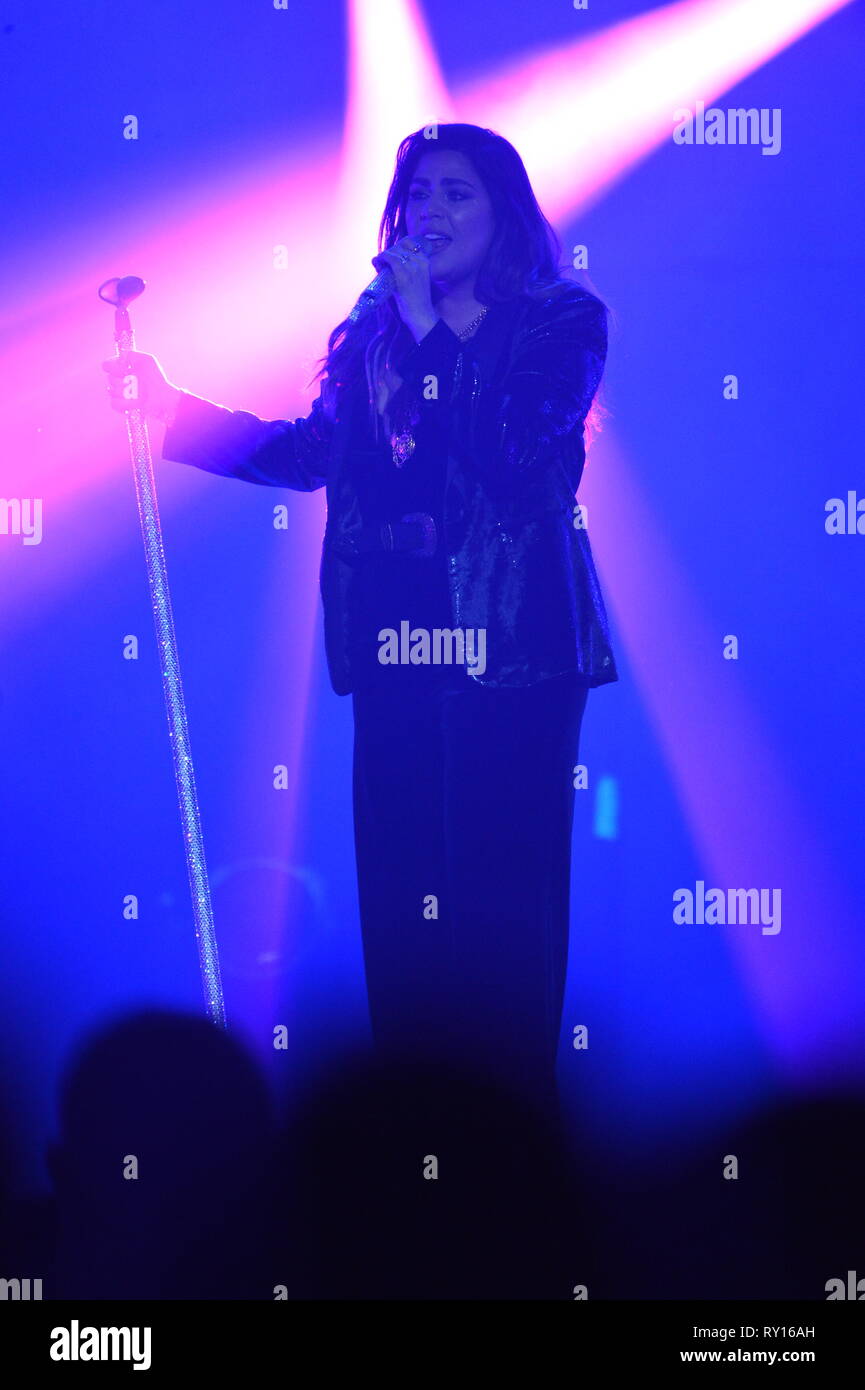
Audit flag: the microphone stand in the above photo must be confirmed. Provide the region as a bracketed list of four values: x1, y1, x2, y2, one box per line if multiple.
[98, 275, 226, 1028]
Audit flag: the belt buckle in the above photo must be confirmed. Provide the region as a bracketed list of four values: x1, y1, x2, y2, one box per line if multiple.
[401, 512, 437, 557]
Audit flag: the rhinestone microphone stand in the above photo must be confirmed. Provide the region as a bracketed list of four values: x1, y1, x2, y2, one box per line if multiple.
[99, 275, 226, 1028]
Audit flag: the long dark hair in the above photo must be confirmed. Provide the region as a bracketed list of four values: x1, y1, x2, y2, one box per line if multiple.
[312, 122, 608, 447]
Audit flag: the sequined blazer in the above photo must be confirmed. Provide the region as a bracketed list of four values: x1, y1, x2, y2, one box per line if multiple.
[161, 280, 618, 695]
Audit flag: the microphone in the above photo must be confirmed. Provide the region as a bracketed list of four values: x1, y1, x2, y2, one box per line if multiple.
[97, 275, 146, 307]
[347, 236, 434, 325]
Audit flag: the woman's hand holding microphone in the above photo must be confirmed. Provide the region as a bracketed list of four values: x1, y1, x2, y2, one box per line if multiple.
[102, 351, 184, 426]
[372, 235, 440, 345]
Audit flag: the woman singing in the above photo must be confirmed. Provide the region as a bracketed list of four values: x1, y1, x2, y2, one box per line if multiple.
[104, 123, 618, 1106]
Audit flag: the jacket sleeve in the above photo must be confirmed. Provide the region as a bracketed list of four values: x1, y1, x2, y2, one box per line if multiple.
[394, 284, 607, 488]
[161, 387, 331, 491]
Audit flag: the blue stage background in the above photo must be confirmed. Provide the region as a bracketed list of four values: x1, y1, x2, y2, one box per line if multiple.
[1, 0, 863, 1229]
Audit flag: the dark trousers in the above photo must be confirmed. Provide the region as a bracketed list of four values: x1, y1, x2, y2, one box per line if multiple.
[351, 665, 589, 1101]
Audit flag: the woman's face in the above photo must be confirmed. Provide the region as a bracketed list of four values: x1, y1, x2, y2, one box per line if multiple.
[403, 148, 496, 294]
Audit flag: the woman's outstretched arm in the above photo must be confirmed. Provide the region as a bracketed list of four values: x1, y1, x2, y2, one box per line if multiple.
[102, 350, 331, 492]
[161, 388, 331, 492]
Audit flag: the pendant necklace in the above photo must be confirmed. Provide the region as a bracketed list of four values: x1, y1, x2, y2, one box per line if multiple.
[390, 305, 488, 468]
